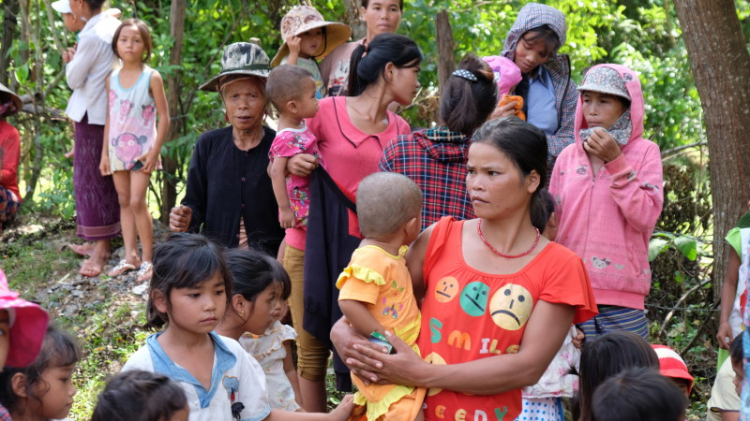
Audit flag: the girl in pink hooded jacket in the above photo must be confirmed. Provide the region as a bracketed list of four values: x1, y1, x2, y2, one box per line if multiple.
[549, 64, 663, 341]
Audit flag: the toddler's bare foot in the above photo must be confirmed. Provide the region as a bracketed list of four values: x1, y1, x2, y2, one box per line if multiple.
[64, 149, 74, 159]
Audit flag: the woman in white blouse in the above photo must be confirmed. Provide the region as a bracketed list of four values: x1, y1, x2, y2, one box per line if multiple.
[66, 0, 121, 277]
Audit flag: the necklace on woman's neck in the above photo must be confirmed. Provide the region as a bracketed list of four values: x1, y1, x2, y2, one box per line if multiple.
[477, 219, 540, 259]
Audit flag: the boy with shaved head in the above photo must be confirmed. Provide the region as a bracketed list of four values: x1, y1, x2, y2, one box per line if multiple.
[336, 172, 426, 420]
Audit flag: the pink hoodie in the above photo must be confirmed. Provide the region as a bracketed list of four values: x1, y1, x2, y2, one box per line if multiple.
[549, 64, 663, 310]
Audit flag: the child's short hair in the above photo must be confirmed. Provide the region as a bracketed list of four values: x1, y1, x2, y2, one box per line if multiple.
[266, 65, 314, 111]
[146, 233, 232, 329]
[92, 370, 187, 421]
[730, 331, 744, 365]
[592, 367, 687, 421]
[578, 331, 660, 421]
[651, 344, 694, 394]
[0, 325, 80, 414]
[224, 248, 291, 302]
[357, 172, 423, 238]
[112, 18, 153, 62]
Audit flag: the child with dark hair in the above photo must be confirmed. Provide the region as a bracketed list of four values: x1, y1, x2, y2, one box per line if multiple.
[92, 370, 188, 421]
[336, 172, 425, 420]
[0, 325, 80, 421]
[576, 331, 660, 421]
[124, 232, 352, 420]
[0, 269, 49, 420]
[708, 333, 744, 421]
[592, 367, 687, 421]
[380, 54, 496, 229]
[216, 248, 355, 415]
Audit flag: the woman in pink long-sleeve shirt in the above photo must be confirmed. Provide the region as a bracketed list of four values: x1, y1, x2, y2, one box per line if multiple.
[549, 64, 664, 341]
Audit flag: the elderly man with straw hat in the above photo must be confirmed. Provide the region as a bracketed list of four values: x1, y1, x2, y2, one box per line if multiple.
[168, 42, 284, 254]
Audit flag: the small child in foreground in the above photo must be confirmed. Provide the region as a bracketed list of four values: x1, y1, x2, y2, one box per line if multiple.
[122, 232, 352, 420]
[92, 370, 188, 421]
[0, 325, 80, 421]
[708, 333, 744, 421]
[592, 367, 687, 421]
[336, 172, 426, 420]
[0, 269, 49, 419]
[215, 248, 303, 411]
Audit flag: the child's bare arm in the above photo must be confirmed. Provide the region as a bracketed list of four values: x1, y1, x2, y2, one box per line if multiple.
[142, 70, 170, 173]
[99, 78, 111, 177]
[282, 340, 304, 410]
[270, 156, 296, 229]
[286, 35, 301, 66]
[718, 249, 741, 349]
[339, 299, 386, 337]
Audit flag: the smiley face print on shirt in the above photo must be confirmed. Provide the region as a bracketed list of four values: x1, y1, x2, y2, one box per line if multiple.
[489, 283, 533, 330]
[460, 281, 490, 317]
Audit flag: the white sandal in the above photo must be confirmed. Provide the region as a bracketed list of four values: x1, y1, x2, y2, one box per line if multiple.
[108, 259, 137, 277]
[137, 261, 153, 283]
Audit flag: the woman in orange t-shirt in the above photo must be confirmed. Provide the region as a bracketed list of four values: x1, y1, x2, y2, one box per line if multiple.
[332, 117, 597, 421]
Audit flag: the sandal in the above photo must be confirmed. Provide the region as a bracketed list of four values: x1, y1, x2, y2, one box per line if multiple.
[107, 259, 137, 277]
[136, 261, 153, 283]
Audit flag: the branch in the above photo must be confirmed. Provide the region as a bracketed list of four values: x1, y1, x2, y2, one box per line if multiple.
[661, 141, 708, 160]
[679, 299, 720, 356]
[657, 276, 712, 338]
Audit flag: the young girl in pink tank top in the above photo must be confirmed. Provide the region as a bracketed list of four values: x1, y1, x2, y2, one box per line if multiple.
[99, 19, 169, 281]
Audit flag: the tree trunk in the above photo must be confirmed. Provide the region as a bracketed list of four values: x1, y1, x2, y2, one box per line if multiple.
[672, 0, 750, 298]
[160, 0, 186, 223]
[435, 10, 455, 96]
[0, 0, 19, 86]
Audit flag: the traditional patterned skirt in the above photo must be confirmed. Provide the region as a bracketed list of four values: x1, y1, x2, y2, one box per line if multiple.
[73, 115, 120, 240]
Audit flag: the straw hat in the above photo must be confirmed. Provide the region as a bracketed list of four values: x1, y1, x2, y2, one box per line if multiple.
[270, 5, 351, 68]
[0, 83, 22, 117]
[0, 269, 49, 368]
[199, 42, 272, 92]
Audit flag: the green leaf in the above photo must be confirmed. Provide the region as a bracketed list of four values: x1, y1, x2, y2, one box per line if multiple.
[648, 238, 669, 261]
[674, 236, 698, 261]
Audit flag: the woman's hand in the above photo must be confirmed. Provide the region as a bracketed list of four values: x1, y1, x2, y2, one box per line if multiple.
[489, 100, 519, 120]
[99, 155, 111, 177]
[330, 317, 389, 385]
[138, 150, 160, 173]
[572, 326, 585, 349]
[169, 205, 193, 232]
[287, 153, 319, 177]
[352, 331, 427, 388]
[583, 128, 622, 163]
